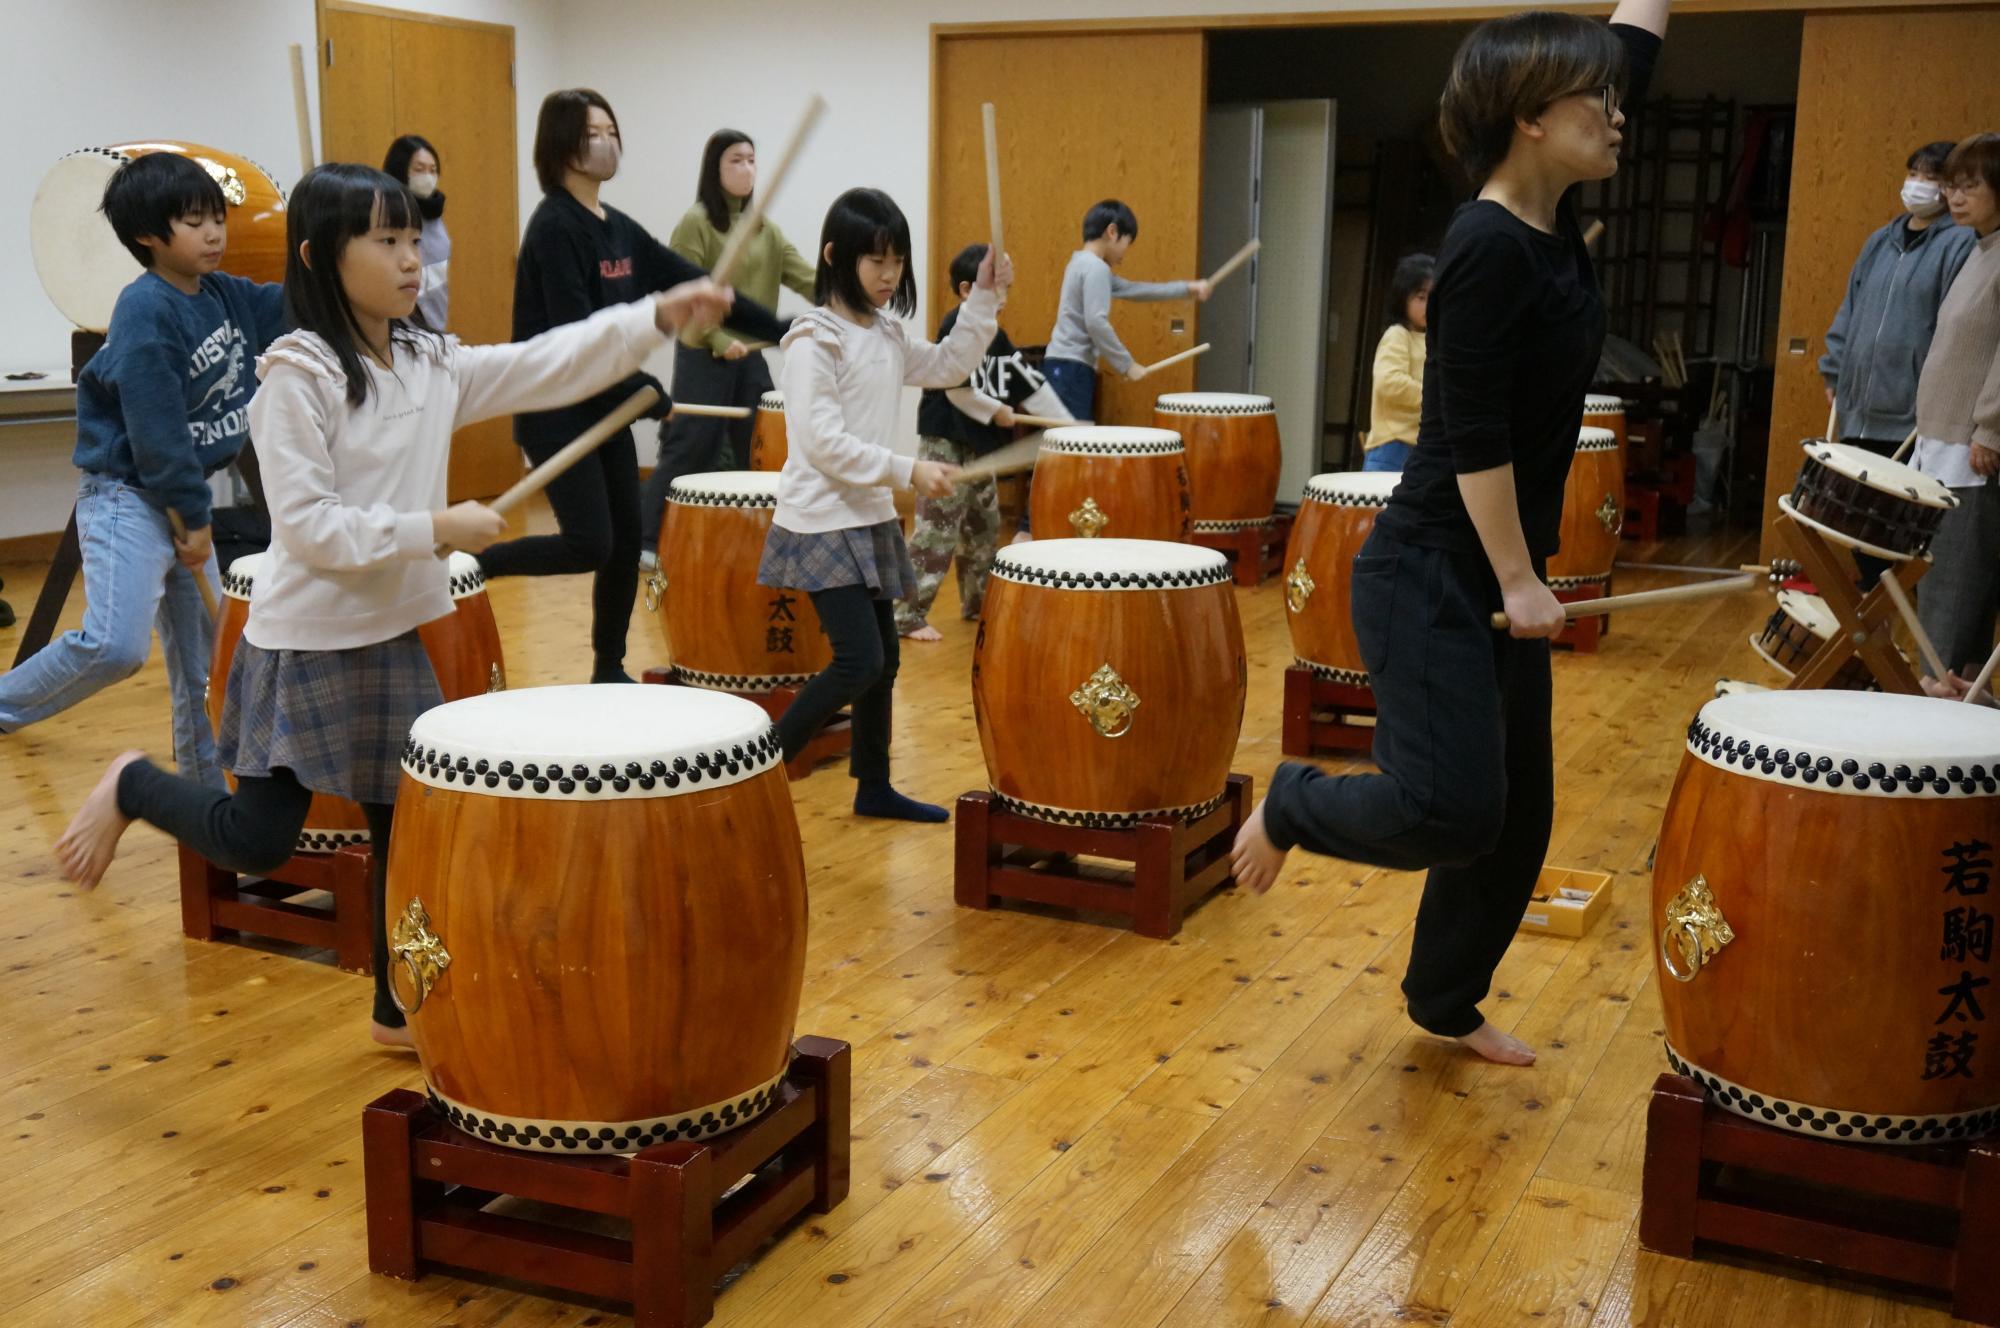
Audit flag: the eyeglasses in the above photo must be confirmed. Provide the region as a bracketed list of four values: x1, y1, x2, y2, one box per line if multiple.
[1586, 84, 1620, 124]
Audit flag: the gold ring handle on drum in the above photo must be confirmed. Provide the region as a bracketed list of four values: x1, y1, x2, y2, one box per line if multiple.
[388, 897, 452, 1015]
[1070, 663, 1140, 738]
[643, 569, 668, 614]
[1286, 559, 1316, 614]
[1595, 492, 1623, 535]
[1660, 873, 1734, 983]
[1069, 496, 1109, 538]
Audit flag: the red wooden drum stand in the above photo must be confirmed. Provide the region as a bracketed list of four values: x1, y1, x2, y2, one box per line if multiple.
[640, 668, 851, 780]
[178, 841, 376, 974]
[1281, 665, 1376, 757]
[1192, 515, 1292, 588]
[364, 1037, 850, 1328]
[1552, 582, 1610, 653]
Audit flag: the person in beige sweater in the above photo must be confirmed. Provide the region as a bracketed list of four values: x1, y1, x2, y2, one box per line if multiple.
[1362, 253, 1434, 472]
[1911, 133, 2000, 688]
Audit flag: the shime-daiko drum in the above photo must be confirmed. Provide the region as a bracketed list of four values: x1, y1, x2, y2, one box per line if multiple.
[1782, 441, 1955, 562]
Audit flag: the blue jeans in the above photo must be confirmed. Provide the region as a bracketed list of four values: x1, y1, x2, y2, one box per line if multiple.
[1364, 440, 1414, 472]
[0, 474, 223, 787]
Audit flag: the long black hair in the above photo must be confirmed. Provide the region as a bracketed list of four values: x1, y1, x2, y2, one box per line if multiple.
[382, 134, 444, 220]
[1386, 253, 1435, 327]
[697, 129, 753, 231]
[814, 188, 916, 318]
[284, 163, 438, 406]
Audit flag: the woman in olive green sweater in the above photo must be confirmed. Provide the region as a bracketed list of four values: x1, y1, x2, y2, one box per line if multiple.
[641, 128, 817, 552]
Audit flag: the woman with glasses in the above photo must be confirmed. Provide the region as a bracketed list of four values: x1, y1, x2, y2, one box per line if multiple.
[1233, 0, 1668, 1067]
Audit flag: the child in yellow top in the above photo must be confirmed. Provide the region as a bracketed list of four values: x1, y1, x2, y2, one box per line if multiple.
[1363, 253, 1434, 472]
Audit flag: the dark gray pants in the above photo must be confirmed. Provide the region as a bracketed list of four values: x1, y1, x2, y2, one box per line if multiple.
[1918, 477, 2000, 678]
[641, 344, 774, 549]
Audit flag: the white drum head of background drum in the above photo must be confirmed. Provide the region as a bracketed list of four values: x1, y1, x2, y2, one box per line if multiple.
[1577, 426, 1618, 452]
[220, 551, 269, 601]
[994, 537, 1229, 588]
[1305, 471, 1401, 505]
[1774, 589, 1838, 641]
[758, 391, 784, 410]
[1154, 392, 1275, 415]
[1584, 394, 1626, 413]
[1041, 426, 1184, 455]
[32, 150, 145, 332]
[668, 470, 782, 505]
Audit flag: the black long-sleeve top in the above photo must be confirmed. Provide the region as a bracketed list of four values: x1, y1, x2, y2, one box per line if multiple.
[511, 189, 790, 446]
[1372, 22, 1661, 562]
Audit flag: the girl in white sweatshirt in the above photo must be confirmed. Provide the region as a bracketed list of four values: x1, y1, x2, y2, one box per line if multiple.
[56, 164, 729, 1044]
[761, 188, 1009, 822]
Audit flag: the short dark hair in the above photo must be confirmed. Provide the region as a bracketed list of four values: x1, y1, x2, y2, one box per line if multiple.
[1908, 140, 1959, 175]
[533, 89, 619, 195]
[1387, 253, 1436, 327]
[814, 188, 916, 318]
[1944, 132, 2000, 197]
[382, 134, 444, 219]
[948, 243, 988, 293]
[1439, 12, 1627, 185]
[1083, 199, 1138, 242]
[697, 129, 754, 231]
[284, 163, 437, 407]
[100, 152, 227, 267]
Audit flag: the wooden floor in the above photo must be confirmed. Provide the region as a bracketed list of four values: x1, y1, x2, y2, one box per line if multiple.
[0, 504, 1971, 1327]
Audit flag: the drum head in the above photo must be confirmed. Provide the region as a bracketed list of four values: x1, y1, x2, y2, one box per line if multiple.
[403, 684, 778, 799]
[1042, 426, 1183, 456]
[1304, 471, 1401, 506]
[1577, 427, 1618, 452]
[1803, 442, 1955, 509]
[1774, 589, 1837, 641]
[1154, 392, 1274, 415]
[668, 470, 781, 505]
[32, 150, 136, 332]
[995, 537, 1228, 590]
[221, 551, 269, 601]
[1694, 690, 2000, 791]
[445, 551, 485, 599]
[1583, 394, 1625, 413]
[758, 391, 784, 410]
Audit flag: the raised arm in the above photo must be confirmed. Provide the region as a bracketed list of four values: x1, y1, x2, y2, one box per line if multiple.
[903, 285, 1000, 389]
[451, 298, 670, 429]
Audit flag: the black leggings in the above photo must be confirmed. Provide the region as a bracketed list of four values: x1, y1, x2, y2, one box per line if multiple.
[477, 425, 642, 678]
[773, 585, 897, 783]
[117, 760, 403, 1027]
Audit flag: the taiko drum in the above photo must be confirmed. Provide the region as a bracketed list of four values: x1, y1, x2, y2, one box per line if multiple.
[1547, 426, 1625, 592]
[748, 390, 788, 472]
[1151, 392, 1281, 533]
[1027, 426, 1190, 543]
[1283, 471, 1401, 688]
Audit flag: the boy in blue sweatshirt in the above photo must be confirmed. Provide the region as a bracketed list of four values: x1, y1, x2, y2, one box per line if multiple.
[0, 153, 286, 787]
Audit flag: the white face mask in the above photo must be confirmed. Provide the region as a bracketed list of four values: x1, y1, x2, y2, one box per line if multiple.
[1902, 178, 1945, 216]
[408, 172, 438, 200]
[580, 137, 620, 182]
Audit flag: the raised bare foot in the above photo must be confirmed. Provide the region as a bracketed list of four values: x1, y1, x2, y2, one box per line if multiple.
[902, 623, 944, 642]
[371, 1020, 416, 1049]
[1458, 1020, 1537, 1065]
[55, 750, 145, 890]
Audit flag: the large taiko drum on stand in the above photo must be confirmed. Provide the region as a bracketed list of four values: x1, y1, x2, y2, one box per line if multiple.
[387, 685, 809, 1153]
[1781, 441, 1956, 562]
[1283, 471, 1401, 687]
[1547, 426, 1625, 593]
[1027, 427, 1190, 542]
[31, 142, 287, 332]
[653, 471, 829, 691]
[1151, 392, 1281, 534]
[1655, 691, 2000, 1144]
[749, 391, 788, 472]
[974, 540, 1245, 827]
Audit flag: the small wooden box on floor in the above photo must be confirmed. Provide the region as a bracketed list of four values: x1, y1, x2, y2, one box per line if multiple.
[1192, 515, 1292, 587]
[1640, 1072, 2000, 1326]
[179, 841, 375, 973]
[1281, 664, 1376, 757]
[954, 774, 1252, 939]
[640, 668, 850, 780]
[364, 1037, 851, 1328]
[1515, 865, 1611, 938]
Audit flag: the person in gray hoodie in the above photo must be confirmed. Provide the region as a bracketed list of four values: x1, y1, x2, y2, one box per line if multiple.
[1820, 140, 1976, 455]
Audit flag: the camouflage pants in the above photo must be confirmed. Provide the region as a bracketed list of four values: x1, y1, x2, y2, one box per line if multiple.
[896, 436, 1001, 633]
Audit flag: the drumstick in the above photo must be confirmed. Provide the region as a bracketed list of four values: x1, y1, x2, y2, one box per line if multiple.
[711, 95, 828, 290]
[436, 386, 659, 555]
[1488, 574, 1759, 630]
[1582, 220, 1605, 250]
[1963, 639, 2000, 706]
[1876, 570, 1950, 681]
[1824, 401, 1838, 444]
[954, 434, 1044, 483]
[1011, 414, 1075, 430]
[1892, 426, 1918, 463]
[669, 402, 752, 420]
[1133, 342, 1211, 380]
[288, 43, 315, 178]
[1206, 239, 1260, 289]
[982, 103, 1005, 278]
[164, 508, 221, 621]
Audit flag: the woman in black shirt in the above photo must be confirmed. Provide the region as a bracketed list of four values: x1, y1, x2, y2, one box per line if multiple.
[1233, 2, 1667, 1066]
[478, 89, 789, 683]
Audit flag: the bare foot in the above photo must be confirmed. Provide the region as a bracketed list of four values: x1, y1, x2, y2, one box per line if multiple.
[56, 750, 146, 890]
[371, 1020, 416, 1049]
[1009, 530, 1034, 546]
[902, 623, 944, 642]
[1458, 1021, 1537, 1065]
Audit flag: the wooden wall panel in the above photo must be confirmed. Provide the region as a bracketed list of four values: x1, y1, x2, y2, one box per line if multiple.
[933, 32, 1207, 424]
[1763, 5, 2000, 556]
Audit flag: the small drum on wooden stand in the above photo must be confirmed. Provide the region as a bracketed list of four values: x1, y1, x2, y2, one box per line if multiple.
[1655, 690, 2000, 1144]
[749, 390, 788, 472]
[957, 540, 1252, 938]
[32, 142, 286, 332]
[1027, 427, 1190, 542]
[1153, 392, 1289, 585]
[1781, 441, 1956, 562]
[1545, 425, 1626, 652]
[387, 685, 809, 1153]
[1281, 471, 1401, 756]
[1750, 589, 1896, 692]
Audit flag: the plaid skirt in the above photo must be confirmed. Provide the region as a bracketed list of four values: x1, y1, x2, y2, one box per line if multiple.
[218, 631, 443, 805]
[758, 520, 918, 601]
